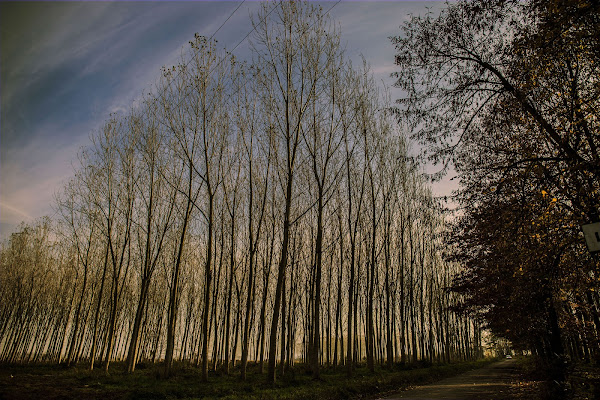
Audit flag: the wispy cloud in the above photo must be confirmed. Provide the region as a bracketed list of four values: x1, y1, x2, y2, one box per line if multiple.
[1, 1, 259, 236]
[0, 116, 90, 236]
[1, 0, 450, 239]
[0, 201, 33, 221]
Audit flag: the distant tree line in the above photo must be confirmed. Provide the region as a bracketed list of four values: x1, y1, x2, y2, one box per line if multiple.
[392, 0, 600, 371]
[0, 1, 481, 382]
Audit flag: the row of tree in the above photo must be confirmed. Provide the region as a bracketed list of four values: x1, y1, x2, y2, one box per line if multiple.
[0, 1, 481, 383]
[392, 0, 600, 369]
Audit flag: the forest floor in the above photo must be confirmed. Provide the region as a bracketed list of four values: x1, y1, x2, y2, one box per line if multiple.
[508, 357, 600, 400]
[0, 359, 494, 400]
[1, 358, 597, 400]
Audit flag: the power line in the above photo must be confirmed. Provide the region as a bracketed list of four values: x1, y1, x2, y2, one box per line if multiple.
[153, 0, 343, 134]
[227, 0, 280, 55]
[209, 0, 247, 42]
[153, 1, 281, 117]
[151, 0, 248, 112]
[219, 0, 343, 107]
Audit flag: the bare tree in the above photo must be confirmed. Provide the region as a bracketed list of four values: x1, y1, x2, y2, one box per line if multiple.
[125, 102, 180, 373]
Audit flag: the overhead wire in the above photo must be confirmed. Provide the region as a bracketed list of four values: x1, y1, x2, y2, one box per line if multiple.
[156, 0, 347, 240]
[150, 0, 249, 114]
[209, 0, 247, 42]
[153, 1, 281, 118]
[154, 0, 344, 122]
[219, 0, 344, 112]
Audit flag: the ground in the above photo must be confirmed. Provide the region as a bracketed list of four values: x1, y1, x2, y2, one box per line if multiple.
[0, 358, 597, 400]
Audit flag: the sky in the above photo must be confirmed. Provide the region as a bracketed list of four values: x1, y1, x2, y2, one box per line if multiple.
[0, 0, 450, 239]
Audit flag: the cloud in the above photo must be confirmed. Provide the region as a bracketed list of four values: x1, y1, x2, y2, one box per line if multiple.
[0, 201, 33, 222]
[330, 1, 444, 86]
[0, 1, 258, 238]
[0, 0, 451, 240]
[0, 117, 89, 236]
[2, 3, 118, 107]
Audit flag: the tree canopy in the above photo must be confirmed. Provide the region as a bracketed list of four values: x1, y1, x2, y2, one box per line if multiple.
[392, 0, 600, 363]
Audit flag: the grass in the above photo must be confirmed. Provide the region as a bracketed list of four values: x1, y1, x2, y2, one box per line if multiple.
[504, 356, 600, 400]
[504, 356, 565, 400]
[566, 361, 600, 400]
[0, 359, 495, 400]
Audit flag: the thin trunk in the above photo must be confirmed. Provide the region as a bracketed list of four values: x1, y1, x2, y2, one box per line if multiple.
[90, 242, 110, 370]
[267, 170, 294, 383]
[312, 191, 324, 378]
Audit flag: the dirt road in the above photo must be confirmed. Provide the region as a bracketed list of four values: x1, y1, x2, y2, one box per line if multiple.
[375, 359, 518, 400]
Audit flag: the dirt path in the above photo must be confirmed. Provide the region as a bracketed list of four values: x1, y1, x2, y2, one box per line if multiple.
[375, 359, 518, 400]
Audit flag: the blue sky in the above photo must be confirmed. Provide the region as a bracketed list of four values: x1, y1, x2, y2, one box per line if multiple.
[0, 0, 449, 238]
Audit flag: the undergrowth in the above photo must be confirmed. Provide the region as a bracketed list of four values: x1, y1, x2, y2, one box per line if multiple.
[0, 359, 494, 400]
